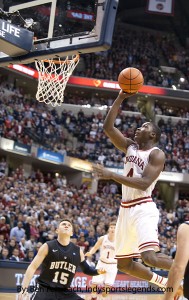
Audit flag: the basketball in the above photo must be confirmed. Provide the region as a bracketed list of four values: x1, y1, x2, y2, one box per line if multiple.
[118, 67, 144, 93]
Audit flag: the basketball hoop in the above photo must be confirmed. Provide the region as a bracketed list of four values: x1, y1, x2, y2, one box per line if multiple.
[35, 54, 80, 107]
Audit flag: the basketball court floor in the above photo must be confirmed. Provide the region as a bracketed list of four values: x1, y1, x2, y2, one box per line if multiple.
[0, 293, 170, 300]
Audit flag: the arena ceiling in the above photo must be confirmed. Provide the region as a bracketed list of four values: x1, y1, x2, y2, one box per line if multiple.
[117, 0, 189, 45]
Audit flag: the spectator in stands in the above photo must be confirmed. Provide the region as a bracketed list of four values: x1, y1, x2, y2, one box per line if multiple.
[23, 216, 31, 240]
[30, 220, 39, 240]
[0, 158, 7, 176]
[25, 235, 37, 251]
[0, 216, 10, 241]
[19, 237, 27, 256]
[9, 248, 20, 262]
[34, 242, 43, 256]
[62, 175, 67, 187]
[10, 221, 25, 242]
[76, 234, 89, 252]
[38, 224, 48, 244]
[86, 230, 97, 248]
[102, 183, 110, 195]
[23, 250, 35, 262]
[0, 247, 9, 260]
[110, 183, 118, 195]
[79, 224, 89, 238]
[0, 234, 6, 252]
[7, 238, 17, 257]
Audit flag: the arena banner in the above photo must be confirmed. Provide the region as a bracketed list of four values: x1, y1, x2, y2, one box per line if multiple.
[13, 142, 31, 155]
[0, 261, 166, 294]
[66, 10, 94, 21]
[107, 167, 189, 184]
[0, 137, 14, 151]
[147, 0, 174, 15]
[0, 19, 34, 56]
[37, 148, 64, 164]
[7, 64, 189, 100]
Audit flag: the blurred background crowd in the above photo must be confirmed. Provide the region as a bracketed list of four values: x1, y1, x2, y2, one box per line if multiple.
[0, 4, 189, 270]
[0, 168, 188, 264]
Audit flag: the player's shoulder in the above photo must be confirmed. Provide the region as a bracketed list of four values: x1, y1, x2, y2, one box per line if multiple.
[99, 235, 105, 239]
[70, 242, 81, 253]
[126, 142, 138, 152]
[149, 146, 162, 152]
[178, 222, 189, 235]
[46, 239, 57, 247]
[98, 235, 105, 242]
[150, 147, 165, 159]
[45, 239, 59, 252]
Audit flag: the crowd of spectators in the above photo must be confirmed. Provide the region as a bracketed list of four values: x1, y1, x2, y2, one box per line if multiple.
[0, 168, 188, 264]
[75, 24, 189, 90]
[1, 79, 189, 173]
[2, 1, 189, 89]
[1, 14, 189, 280]
[0, 168, 118, 263]
[155, 103, 189, 118]
[160, 36, 189, 86]
[64, 110, 189, 173]
[0, 79, 67, 153]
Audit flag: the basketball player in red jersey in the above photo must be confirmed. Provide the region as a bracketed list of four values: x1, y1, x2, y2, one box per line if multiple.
[93, 90, 174, 289]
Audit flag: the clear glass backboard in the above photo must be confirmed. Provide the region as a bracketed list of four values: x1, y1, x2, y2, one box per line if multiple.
[0, 0, 119, 66]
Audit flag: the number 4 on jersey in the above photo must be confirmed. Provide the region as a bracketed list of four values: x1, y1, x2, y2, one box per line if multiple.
[126, 168, 133, 177]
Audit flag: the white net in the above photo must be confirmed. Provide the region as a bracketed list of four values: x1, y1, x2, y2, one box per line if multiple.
[35, 55, 80, 107]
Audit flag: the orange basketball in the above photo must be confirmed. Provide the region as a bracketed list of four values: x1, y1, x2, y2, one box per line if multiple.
[118, 67, 144, 93]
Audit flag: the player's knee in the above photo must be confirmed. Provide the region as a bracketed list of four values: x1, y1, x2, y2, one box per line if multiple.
[117, 259, 133, 274]
[141, 251, 157, 267]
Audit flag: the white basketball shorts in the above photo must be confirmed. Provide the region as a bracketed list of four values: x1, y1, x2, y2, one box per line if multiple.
[91, 260, 117, 286]
[115, 201, 160, 259]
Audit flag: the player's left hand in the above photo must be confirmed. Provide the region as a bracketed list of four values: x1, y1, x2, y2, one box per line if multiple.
[85, 252, 92, 257]
[174, 284, 183, 299]
[97, 268, 106, 275]
[17, 290, 30, 300]
[93, 164, 112, 180]
[162, 284, 183, 300]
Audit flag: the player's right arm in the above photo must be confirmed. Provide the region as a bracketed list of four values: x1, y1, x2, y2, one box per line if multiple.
[103, 90, 136, 153]
[163, 223, 189, 300]
[18, 243, 48, 299]
[80, 248, 105, 275]
[85, 236, 104, 256]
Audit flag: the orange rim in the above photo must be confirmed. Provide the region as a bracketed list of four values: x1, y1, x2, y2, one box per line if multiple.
[42, 54, 80, 64]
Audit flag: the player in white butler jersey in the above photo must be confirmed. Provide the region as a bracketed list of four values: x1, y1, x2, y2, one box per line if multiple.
[93, 90, 177, 291]
[85, 222, 117, 299]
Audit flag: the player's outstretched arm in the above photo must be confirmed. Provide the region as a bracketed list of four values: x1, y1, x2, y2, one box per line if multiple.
[85, 236, 103, 257]
[103, 90, 136, 153]
[162, 224, 189, 300]
[80, 249, 105, 276]
[18, 244, 48, 300]
[93, 149, 165, 190]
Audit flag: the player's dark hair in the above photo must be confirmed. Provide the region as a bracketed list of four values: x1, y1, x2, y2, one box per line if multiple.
[151, 122, 161, 143]
[58, 219, 73, 228]
[109, 222, 116, 227]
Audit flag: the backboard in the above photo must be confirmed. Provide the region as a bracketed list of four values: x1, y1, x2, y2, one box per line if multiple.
[0, 0, 119, 66]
